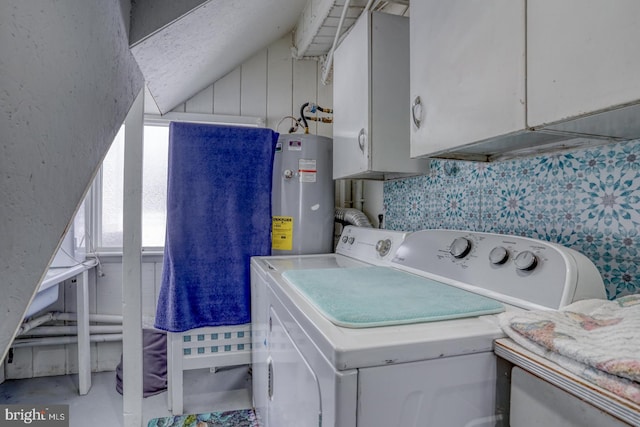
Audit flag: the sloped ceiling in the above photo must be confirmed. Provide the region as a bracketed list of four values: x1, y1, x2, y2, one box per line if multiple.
[292, 0, 370, 58]
[130, 0, 308, 114]
[129, 0, 409, 115]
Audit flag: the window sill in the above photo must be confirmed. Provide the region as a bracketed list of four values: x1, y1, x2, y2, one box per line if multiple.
[91, 251, 164, 263]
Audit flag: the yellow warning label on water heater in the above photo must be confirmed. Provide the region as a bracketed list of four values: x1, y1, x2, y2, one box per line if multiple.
[272, 216, 293, 251]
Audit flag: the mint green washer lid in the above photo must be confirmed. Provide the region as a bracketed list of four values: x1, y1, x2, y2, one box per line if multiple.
[282, 266, 504, 328]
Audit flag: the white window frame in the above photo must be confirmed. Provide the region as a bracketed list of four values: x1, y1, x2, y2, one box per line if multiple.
[89, 112, 265, 254]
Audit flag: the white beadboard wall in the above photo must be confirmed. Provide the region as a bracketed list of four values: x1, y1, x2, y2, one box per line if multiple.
[171, 35, 333, 137]
[4, 34, 333, 380]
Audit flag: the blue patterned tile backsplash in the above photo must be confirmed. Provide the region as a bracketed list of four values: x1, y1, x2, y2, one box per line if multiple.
[383, 139, 640, 300]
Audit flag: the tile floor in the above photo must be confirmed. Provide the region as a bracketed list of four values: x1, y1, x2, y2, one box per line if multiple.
[0, 366, 252, 427]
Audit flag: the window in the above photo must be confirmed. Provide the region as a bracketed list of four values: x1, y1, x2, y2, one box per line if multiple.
[100, 126, 125, 248]
[142, 125, 169, 247]
[97, 124, 169, 250]
[93, 113, 261, 251]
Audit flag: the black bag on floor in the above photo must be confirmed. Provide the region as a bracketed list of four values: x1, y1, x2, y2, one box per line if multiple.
[116, 328, 167, 397]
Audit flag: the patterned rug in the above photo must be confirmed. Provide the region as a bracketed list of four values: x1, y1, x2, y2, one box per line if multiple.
[147, 409, 259, 427]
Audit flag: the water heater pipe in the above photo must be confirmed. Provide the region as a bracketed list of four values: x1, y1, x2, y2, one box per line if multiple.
[337, 179, 352, 208]
[353, 180, 364, 211]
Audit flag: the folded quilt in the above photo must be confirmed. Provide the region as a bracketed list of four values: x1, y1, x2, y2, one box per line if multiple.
[498, 295, 640, 404]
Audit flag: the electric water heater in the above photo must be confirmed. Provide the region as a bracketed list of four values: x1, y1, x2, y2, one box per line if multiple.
[271, 134, 334, 255]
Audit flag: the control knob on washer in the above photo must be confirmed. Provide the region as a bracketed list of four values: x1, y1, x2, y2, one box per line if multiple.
[514, 250, 538, 271]
[449, 237, 472, 258]
[375, 239, 392, 257]
[342, 235, 348, 243]
[489, 246, 509, 265]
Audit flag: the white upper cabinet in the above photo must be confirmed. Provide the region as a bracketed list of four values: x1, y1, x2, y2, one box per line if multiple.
[527, 0, 640, 138]
[333, 11, 428, 179]
[410, 0, 640, 161]
[410, 0, 527, 159]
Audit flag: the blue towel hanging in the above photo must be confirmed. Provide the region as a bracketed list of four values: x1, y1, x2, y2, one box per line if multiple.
[155, 123, 278, 332]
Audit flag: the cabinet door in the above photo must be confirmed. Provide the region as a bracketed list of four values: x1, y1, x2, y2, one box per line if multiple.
[333, 13, 370, 178]
[527, 0, 640, 130]
[410, 0, 526, 158]
[369, 13, 416, 173]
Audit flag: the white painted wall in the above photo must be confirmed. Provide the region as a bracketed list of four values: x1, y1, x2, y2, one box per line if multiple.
[0, 0, 144, 367]
[363, 181, 385, 228]
[3, 34, 333, 379]
[172, 35, 333, 137]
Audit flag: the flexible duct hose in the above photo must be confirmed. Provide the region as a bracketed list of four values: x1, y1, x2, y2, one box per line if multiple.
[334, 207, 373, 228]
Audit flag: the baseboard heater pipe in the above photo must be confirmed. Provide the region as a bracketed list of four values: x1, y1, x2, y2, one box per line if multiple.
[17, 312, 56, 335]
[20, 325, 123, 336]
[11, 334, 123, 348]
[56, 313, 123, 323]
[18, 312, 124, 336]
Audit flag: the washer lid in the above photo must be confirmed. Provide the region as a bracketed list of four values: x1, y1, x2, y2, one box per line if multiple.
[282, 266, 504, 328]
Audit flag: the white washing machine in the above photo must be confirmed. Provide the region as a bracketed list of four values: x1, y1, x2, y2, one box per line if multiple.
[250, 226, 606, 427]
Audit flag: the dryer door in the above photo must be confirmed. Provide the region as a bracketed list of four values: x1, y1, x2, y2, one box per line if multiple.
[268, 307, 321, 427]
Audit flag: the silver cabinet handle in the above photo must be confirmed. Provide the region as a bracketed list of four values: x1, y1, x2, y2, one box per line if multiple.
[412, 96, 422, 129]
[358, 128, 366, 153]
